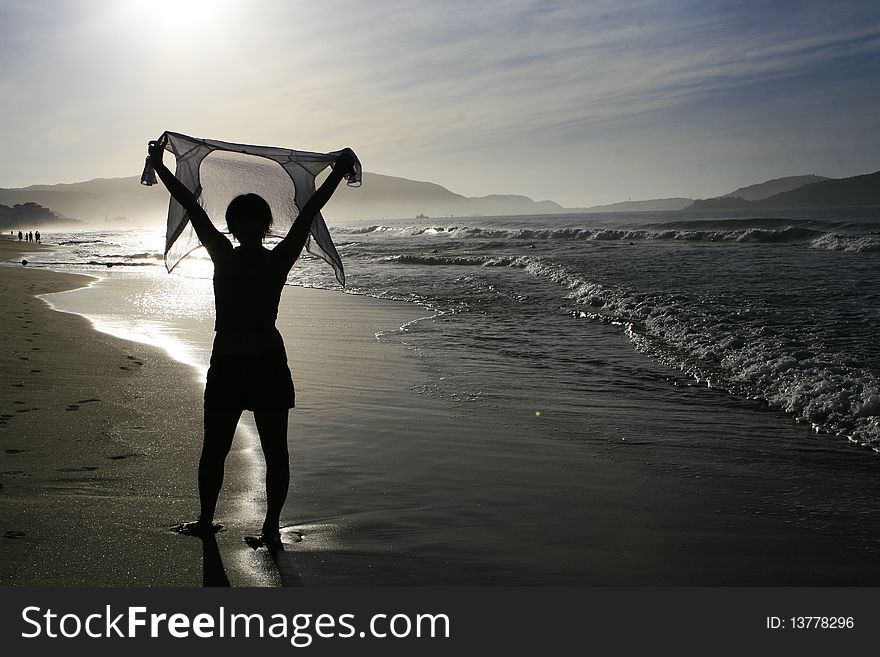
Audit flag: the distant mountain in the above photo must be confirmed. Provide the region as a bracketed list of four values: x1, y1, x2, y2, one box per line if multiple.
[0, 177, 155, 226]
[9, 168, 873, 223]
[578, 198, 692, 213]
[690, 171, 880, 209]
[762, 171, 880, 206]
[326, 173, 565, 219]
[0, 172, 566, 226]
[0, 201, 77, 230]
[723, 175, 830, 201]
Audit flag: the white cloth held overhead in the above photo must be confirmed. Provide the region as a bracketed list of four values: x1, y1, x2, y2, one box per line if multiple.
[142, 131, 360, 286]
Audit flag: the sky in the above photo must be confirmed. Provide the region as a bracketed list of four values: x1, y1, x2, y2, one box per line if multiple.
[1, 0, 879, 206]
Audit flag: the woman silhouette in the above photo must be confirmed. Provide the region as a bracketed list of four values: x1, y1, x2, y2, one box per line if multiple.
[148, 137, 356, 547]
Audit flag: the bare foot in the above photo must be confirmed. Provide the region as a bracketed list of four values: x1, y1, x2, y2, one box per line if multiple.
[244, 531, 282, 551]
[173, 520, 223, 536]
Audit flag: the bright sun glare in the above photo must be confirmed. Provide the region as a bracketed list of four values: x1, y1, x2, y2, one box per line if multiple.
[128, 0, 227, 30]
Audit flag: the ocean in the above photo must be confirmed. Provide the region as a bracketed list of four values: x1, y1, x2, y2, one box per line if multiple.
[16, 206, 880, 583]
[29, 207, 880, 447]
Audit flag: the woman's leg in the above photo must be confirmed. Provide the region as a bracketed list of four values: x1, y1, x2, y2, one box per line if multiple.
[199, 405, 243, 524]
[253, 409, 290, 535]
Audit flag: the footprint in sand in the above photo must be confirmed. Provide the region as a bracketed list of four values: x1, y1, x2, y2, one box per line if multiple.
[107, 453, 140, 460]
[5, 449, 28, 454]
[30, 369, 42, 373]
[56, 466, 99, 472]
[18, 357, 28, 361]
[66, 405, 79, 411]
[3, 531, 26, 539]
[11, 383, 23, 388]
[76, 399, 100, 405]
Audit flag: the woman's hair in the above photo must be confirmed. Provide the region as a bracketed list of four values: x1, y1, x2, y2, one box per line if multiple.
[225, 194, 273, 239]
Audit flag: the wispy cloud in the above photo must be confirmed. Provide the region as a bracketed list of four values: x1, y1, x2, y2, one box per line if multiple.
[1, 0, 878, 204]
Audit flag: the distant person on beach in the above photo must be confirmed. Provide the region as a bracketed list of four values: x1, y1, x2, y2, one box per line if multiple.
[35, 230, 41, 244]
[147, 136, 356, 547]
[17, 231, 22, 241]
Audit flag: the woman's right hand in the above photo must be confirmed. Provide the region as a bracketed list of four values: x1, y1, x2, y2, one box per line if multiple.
[148, 136, 167, 166]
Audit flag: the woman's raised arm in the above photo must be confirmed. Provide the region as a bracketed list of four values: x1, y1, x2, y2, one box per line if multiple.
[274, 148, 356, 266]
[148, 137, 225, 248]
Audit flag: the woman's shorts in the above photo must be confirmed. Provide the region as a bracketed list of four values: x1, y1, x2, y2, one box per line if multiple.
[204, 349, 295, 411]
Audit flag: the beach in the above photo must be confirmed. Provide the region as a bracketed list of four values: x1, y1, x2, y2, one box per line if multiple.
[3, 222, 880, 586]
[0, 236, 431, 585]
[0, 237, 257, 585]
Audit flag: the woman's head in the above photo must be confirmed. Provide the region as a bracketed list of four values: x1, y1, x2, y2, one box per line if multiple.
[226, 194, 273, 244]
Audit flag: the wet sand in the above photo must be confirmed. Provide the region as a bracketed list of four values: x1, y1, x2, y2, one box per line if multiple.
[0, 236, 433, 586]
[0, 237, 266, 584]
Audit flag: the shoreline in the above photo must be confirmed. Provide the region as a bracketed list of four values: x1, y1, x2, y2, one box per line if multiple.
[0, 237, 280, 585]
[0, 236, 436, 586]
[4, 235, 880, 585]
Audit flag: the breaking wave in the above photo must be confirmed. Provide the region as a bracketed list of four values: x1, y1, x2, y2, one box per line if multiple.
[481, 254, 880, 449]
[338, 221, 878, 249]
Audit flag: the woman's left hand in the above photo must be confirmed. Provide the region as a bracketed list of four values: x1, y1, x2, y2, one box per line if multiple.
[333, 148, 357, 176]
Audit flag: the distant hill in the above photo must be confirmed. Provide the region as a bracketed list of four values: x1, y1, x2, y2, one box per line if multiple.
[578, 198, 692, 213]
[690, 171, 880, 209]
[0, 201, 78, 230]
[326, 173, 565, 219]
[0, 172, 566, 226]
[0, 177, 155, 226]
[762, 171, 880, 206]
[8, 168, 874, 223]
[724, 175, 830, 201]
[689, 196, 755, 210]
